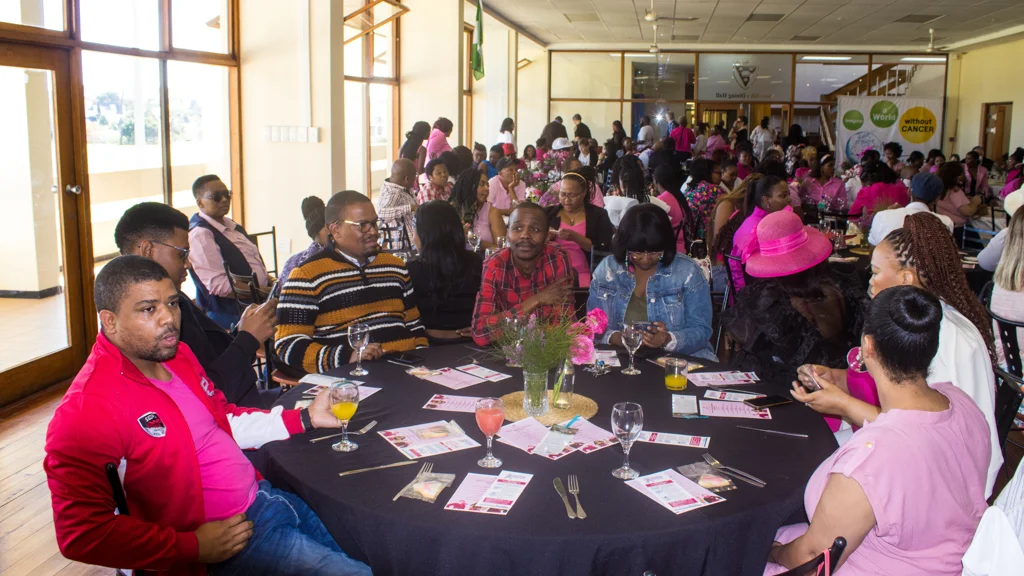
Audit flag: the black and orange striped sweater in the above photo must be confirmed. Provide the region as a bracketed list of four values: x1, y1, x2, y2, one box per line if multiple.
[274, 248, 428, 373]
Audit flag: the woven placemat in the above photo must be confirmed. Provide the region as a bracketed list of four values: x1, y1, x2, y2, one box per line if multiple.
[499, 391, 598, 425]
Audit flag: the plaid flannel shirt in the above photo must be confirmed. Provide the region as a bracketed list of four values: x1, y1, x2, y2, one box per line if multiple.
[471, 244, 574, 346]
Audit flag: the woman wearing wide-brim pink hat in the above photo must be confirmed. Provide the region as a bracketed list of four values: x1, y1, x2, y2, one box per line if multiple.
[744, 210, 834, 279]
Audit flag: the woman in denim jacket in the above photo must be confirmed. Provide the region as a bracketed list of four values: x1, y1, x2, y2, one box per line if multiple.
[588, 204, 717, 361]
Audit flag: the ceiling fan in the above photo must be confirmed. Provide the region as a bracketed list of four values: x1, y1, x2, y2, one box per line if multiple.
[649, 23, 661, 53]
[644, 0, 698, 23]
[926, 28, 935, 52]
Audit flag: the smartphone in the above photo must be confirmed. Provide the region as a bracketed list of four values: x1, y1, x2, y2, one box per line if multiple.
[744, 395, 793, 409]
[385, 352, 426, 366]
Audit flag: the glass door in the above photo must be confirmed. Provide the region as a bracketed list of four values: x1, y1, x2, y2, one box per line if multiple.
[0, 43, 89, 406]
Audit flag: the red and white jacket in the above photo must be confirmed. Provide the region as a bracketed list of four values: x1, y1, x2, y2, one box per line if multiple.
[44, 333, 305, 575]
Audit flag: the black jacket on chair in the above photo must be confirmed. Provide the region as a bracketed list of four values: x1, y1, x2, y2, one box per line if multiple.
[544, 204, 615, 279]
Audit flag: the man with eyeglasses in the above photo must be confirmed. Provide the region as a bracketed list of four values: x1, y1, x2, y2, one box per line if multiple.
[275, 190, 428, 374]
[115, 202, 278, 408]
[188, 174, 271, 330]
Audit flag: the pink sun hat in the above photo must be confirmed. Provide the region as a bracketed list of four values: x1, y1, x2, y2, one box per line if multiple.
[745, 210, 833, 278]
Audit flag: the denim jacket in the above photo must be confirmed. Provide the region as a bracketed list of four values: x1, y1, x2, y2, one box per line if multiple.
[587, 255, 717, 361]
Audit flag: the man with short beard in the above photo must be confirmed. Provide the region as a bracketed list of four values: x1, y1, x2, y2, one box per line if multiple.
[471, 203, 574, 346]
[44, 255, 371, 575]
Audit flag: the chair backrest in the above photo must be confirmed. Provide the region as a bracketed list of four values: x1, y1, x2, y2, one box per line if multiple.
[590, 248, 613, 272]
[247, 226, 279, 276]
[986, 288, 1024, 377]
[377, 219, 413, 256]
[963, 226, 997, 251]
[993, 367, 1024, 451]
[777, 537, 847, 576]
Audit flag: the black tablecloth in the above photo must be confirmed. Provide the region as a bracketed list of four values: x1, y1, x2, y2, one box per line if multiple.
[263, 346, 838, 576]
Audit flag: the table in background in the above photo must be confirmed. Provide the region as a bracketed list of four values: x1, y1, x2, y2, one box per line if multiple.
[832, 248, 993, 297]
[264, 345, 838, 576]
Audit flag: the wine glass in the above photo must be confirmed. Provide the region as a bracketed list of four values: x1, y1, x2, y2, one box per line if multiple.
[621, 323, 644, 376]
[611, 402, 643, 479]
[467, 231, 481, 252]
[475, 398, 505, 468]
[329, 383, 360, 452]
[496, 236, 507, 250]
[347, 323, 370, 376]
[506, 315, 525, 368]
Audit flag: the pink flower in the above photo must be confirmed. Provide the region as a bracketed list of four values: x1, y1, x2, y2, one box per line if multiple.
[585, 309, 608, 334]
[570, 335, 595, 365]
[570, 320, 594, 338]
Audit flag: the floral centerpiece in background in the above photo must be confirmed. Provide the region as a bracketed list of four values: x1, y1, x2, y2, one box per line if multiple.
[493, 309, 607, 416]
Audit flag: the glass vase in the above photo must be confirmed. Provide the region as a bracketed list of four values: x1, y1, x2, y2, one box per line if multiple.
[552, 361, 574, 410]
[522, 370, 550, 417]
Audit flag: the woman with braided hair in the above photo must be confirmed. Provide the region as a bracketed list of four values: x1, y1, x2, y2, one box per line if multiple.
[792, 211, 1002, 498]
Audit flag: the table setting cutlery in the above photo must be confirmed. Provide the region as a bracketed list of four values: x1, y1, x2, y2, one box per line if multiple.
[567, 474, 586, 519]
[736, 425, 808, 439]
[703, 453, 766, 488]
[338, 460, 417, 477]
[310, 419, 378, 443]
[394, 462, 433, 501]
[553, 477, 577, 519]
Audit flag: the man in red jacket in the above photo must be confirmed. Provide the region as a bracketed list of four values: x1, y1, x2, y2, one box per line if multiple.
[44, 255, 372, 576]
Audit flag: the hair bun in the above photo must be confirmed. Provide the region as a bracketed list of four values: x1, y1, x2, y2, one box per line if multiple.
[887, 288, 942, 334]
[301, 196, 325, 219]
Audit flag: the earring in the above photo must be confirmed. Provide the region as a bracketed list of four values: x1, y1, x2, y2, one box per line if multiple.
[855, 347, 865, 371]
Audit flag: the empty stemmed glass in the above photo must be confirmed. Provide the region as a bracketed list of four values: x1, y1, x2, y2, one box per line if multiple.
[467, 231, 481, 252]
[621, 323, 644, 376]
[496, 236, 507, 250]
[347, 323, 370, 376]
[611, 402, 643, 479]
[329, 382, 361, 452]
[505, 315, 525, 368]
[475, 398, 505, 468]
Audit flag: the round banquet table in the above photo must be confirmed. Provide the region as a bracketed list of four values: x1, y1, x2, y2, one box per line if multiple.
[263, 345, 838, 576]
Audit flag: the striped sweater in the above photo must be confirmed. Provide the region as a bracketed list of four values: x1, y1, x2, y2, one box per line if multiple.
[274, 248, 428, 373]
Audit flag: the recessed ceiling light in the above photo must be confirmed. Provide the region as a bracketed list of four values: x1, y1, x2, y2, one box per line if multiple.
[900, 56, 946, 62]
[801, 55, 852, 61]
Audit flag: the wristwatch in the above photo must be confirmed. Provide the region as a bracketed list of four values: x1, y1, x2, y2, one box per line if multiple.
[300, 408, 314, 431]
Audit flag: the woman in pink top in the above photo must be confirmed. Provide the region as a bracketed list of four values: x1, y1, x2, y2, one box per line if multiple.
[669, 117, 696, 155]
[963, 150, 991, 198]
[883, 141, 905, 172]
[767, 286, 989, 576]
[736, 149, 755, 181]
[425, 117, 453, 161]
[799, 154, 845, 208]
[451, 167, 506, 250]
[705, 125, 727, 157]
[653, 164, 692, 255]
[487, 157, 528, 216]
[544, 171, 614, 288]
[729, 175, 792, 291]
[935, 162, 982, 227]
[849, 161, 909, 227]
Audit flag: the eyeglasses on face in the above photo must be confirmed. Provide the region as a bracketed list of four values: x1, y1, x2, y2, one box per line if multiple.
[559, 191, 585, 201]
[149, 241, 190, 262]
[333, 219, 380, 233]
[201, 190, 233, 203]
[628, 250, 664, 260]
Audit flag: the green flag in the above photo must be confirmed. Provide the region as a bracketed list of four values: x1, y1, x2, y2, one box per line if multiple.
[471, 0, 484, 80]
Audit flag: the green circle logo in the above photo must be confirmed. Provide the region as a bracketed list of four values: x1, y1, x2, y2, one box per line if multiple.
[870, 100, 899, 128]
[842, 110, 864, 130]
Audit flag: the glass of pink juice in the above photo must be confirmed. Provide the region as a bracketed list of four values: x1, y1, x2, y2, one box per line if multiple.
[475, 398, 505, 468]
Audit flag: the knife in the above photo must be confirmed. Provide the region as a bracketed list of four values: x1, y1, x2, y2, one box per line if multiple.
[553, 478, 577, 519]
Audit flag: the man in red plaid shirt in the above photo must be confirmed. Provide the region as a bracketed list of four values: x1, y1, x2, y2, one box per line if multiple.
[472, 203, 574, 346]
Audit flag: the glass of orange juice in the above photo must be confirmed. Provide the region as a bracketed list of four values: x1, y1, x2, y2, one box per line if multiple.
[664, 358, 689, 391]
[329, 382, 360, 452]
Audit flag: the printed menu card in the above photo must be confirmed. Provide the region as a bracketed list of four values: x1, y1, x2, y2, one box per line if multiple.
[378, 420, 480, 459]
[703, 390, 765, 402]
[636, 431, 711, 449]
[422, 394, 482, 413]
[687, 371, 760, 387]
[444, 471, 533, 515]
[408, 367, 487, 390]
[625, 469, 725, 515]
[698, 400, 772, 420]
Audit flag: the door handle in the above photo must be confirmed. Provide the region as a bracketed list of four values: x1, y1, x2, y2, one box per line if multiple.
[65, 184, 81, 195]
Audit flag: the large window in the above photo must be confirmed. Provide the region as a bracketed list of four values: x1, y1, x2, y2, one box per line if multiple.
[345, 0, 406, 200]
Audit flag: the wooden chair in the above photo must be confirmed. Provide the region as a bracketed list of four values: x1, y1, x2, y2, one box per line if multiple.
[777, 537, 847, 576]
[271, 368, 302, 391]
[377, 219, 413, 257]
[247, 226, 279, 276]
[993, 367, 1024, 453]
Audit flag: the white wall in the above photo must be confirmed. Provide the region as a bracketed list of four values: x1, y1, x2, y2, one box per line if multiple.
[469, 10, 512, 149]
[952, 38, 1024, 156]
[400, 0, 464, 147]
[240, 0, 342, 263]
[516, 36, 548, 150]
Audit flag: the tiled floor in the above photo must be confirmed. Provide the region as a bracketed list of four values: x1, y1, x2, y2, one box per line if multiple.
[0, 297, 69, 373]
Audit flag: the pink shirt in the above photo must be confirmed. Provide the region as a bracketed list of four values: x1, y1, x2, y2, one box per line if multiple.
[706, 134, 727, 156]
[188, 212, 270, 298]
[793, 167, 810, 181]
[670, 126, 695, 153]
[799, 176, 845, 207]
[487, 176, 527, 210]
[425, 128, 451, 161]
[964, 165, 990, 198]
[849, 181, 909, 226]
[730, 206, 770, 292]
[768, 382, 988, 576]
[556, 220, 591, 288]
[936, 188, 970, 226]
[657, 191, 688, 255]
[149, 368, 258, 522]
[473, 202, 495, 245]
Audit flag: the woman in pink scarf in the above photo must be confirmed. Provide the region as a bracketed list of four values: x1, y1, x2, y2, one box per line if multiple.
[426, 117, 454, 161]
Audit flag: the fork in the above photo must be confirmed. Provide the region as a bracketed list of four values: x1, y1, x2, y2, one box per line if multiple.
[703, 453, 765, 487]
[567, 474, 587, 519]
[309, 420, 378, 443]
[393, 462, 433, 501]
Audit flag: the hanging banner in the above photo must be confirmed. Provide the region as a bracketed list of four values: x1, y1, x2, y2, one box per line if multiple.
[835, 96, 943, 165]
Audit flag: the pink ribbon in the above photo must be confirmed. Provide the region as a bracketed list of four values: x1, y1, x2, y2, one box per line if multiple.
[759, 228, 809, 256]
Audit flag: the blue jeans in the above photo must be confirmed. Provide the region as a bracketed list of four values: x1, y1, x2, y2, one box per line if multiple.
[211, 481, 372, 576]
[206, 309, 241, 331]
